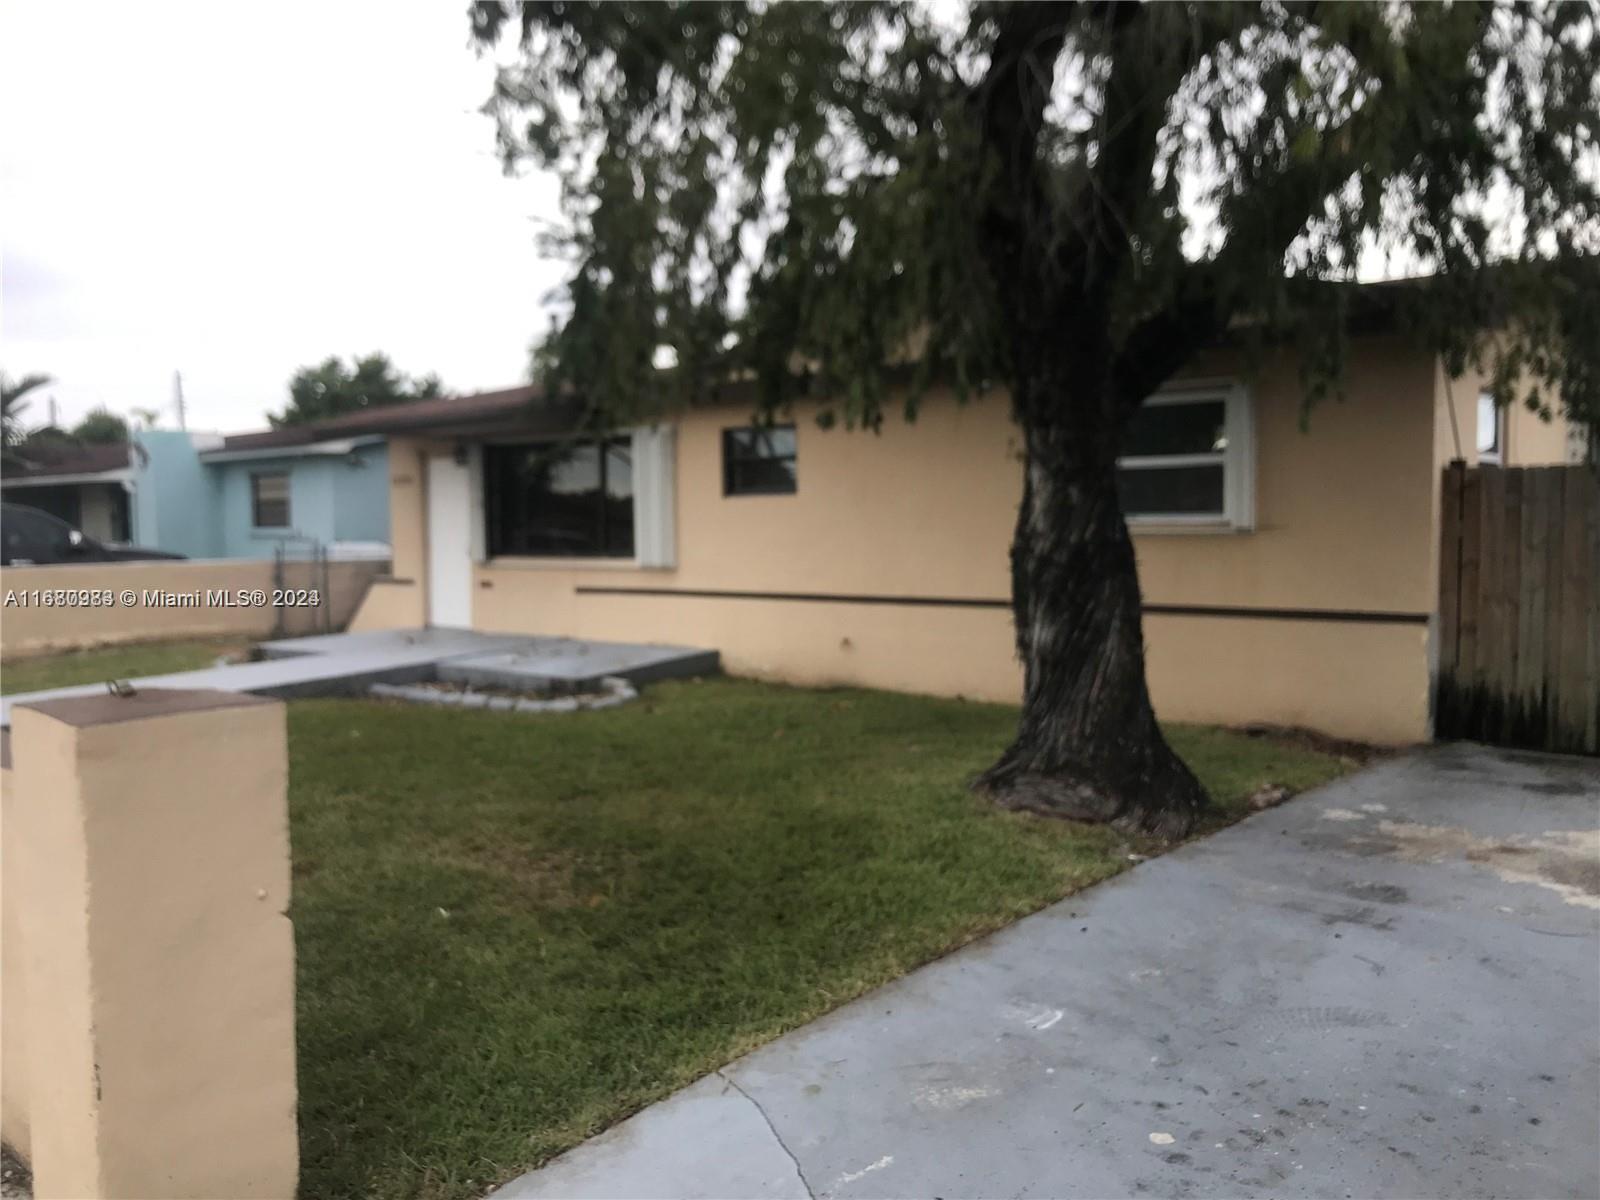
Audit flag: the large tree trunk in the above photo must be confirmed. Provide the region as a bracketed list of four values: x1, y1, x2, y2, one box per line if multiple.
[975, 419, 1210, 839]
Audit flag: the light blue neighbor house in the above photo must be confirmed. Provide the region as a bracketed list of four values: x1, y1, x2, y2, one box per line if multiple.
[196, 429, 390, 559]
[0, 425, 390, 559]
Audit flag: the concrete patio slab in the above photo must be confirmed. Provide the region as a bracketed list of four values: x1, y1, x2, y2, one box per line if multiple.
[438, 641, 720, 692]
[253, 627, 536, 661]
[491, 743, 1600, 1200]
[2, 627, 718, 726]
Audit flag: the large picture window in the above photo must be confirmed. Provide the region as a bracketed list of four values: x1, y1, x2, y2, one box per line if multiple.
[723, 425, 797, 495]
[485, 438, 634, 558]
[251, 472, 291, 529]
[1118, 386, 1253, 528]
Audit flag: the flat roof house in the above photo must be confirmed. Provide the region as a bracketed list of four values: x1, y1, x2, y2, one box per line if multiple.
[195, 427, 390, 560]
[1, 426, 392, 560]
[0, 431, 215, 550]
[0, 442, 139, 542]
[340, 335, 1583, 745]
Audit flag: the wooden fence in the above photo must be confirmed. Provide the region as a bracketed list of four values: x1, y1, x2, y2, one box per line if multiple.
[1436, 463, 1599, 755]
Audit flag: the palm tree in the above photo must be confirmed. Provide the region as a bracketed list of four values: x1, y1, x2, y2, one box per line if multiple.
[2, 371, 53, 448]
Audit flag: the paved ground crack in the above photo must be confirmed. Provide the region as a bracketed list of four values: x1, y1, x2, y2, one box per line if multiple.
[717, 1069, 818, 1199]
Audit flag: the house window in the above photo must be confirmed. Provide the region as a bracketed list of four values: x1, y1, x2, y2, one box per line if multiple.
[251, 472, 291, 529]
[485, 438, 634, 558]
[1118, 385, 1253, 528]
[723, 425, 797, 495]
[1477, 391, 1502, 463]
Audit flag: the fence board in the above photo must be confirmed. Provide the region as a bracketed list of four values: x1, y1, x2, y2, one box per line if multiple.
[1478, 466, 1503, 695]
[1590, 481, 1600, 752]
[1515, 470, 1547, 698]
[1457, 469, 1483, 683]
[1500, 470, 1523, 695]
[1438, 464, 1464, 672]
[1543, 469, 1568, 748]
[1559, 470, 1595, 749]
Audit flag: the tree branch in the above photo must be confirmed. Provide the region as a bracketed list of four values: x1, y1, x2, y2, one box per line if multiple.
[967, 1, 1075, 380]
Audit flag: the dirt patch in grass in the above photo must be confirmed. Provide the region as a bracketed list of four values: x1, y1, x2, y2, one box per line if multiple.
[1235, 722, 1391, 766]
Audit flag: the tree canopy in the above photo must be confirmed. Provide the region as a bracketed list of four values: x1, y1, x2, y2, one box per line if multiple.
[272, 353, 444, 428]
[475, 0, 1597, 432]
[1, 371, 52, 448]
[472, 0, 1598, 832]
[71, 407, 131, 445]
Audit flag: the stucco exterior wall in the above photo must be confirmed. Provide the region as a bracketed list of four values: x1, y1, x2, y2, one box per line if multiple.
[0, 558, 386, 655]
[210, 443, 389, 558]
[6, 691, 297, 1197]
[1439, 358, 1583, 468]
[1504, 403, 1579, 465]
[346, 442, 430, 631]
[347, 578, 426, 632]
[133, 431, 222, 558]
[1, 736, 29, 1160]
[370, 337, 1440, 743]
[332, 444, 391, 541]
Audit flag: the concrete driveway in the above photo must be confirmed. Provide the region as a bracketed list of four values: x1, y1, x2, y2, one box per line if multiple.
[495, 744, 1600, 1200]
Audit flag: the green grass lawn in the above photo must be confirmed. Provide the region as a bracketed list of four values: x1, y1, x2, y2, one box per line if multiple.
[291, 678, 1353, 1199]
[0, 637, 248, 695]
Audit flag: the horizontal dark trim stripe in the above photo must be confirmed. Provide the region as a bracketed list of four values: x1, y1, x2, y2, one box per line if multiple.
[572, 585, 1431, 626]
[580, 585, 1008, 609]
[1144, 603, 1429, 626]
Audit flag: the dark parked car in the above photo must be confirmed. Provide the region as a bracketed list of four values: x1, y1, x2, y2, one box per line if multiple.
[0, 502, 185, 566]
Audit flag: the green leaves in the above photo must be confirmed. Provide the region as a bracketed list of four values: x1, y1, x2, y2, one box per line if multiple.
[1, 371, 54, 448]
[475, 1, 1599, 442]
[70, 407, 130, 445]
[273, 353, 444, 428]
[477, 1, 991, 429]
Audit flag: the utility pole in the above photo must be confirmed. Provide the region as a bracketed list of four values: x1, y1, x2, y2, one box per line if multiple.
[173, 370, 187, 431]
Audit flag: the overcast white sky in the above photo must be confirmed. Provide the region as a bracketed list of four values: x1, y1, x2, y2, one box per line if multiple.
[1, 0, 563, 434]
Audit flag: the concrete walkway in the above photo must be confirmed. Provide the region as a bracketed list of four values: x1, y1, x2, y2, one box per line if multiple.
[494, 744, 1600, 1200]
[0, 628, 716, 727]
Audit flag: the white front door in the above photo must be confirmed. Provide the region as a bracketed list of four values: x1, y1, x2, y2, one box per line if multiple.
[426, 454, 473, 628]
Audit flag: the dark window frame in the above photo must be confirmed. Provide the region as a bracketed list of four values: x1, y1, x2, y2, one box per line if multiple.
[250, 471, 292, 530]
[484, 436, 636, 559]
[722, 425, 798, 496]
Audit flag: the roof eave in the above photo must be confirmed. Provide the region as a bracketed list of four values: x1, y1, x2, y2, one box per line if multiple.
[199, 435, 385, 464]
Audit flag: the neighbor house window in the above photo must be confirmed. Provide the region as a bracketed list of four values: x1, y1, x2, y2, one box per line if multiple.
[1118, 385, 1253, 528]
[1477, 391, 1502, 463]
[485, 438, 634, 558]
[251, 472, 291, 529]
[723, 425, 797, 495]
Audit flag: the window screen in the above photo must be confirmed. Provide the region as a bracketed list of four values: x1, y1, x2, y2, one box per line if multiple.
[1118, 397, 1230, 520]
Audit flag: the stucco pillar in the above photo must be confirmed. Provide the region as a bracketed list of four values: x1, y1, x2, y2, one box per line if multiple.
[1, 731, 31, 1161]
[8, 689, 297, 1199]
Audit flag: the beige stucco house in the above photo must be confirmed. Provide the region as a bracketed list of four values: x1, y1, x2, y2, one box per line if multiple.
[326, 334, 1581, 745]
